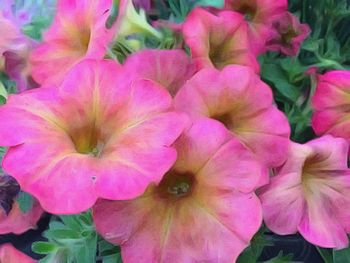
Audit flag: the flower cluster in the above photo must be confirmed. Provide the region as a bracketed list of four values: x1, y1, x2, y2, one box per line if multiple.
[0, 0, 350, 262]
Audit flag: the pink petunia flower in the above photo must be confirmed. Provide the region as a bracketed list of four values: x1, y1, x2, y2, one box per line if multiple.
[174, 65, 290, 168]
[266, 12, 310, 56]
[0, 244, 36, 263]
[0, 11, 36, 92]
[0, 12, 23, 57]
[29, 0, 115, 86]
[312, 70, 350, 144]
[182, 8, 259, 72]
[0, 172, 43, 234]
[123, 49, 195, 96]
[0, 200, 43, 234]
[224, 0, 288, 54]
[93, 118, 264, 263]
[0, 59, 188, 214]
[259, 136, 350, 249]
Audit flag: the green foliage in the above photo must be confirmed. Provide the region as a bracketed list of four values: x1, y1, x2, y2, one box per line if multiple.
[168, 0, 224, 22]
[19, 0, 56, 40]
[0, 73, 17, 95]
[260, 0, 350, 143]
[316, 243, 350, 263]
[333, 246, 350, 263]
[0, 147, 6, 174]
[237, 226, 274, 263]
[16, 191, 34, 213]
[32, 211, 121, 263]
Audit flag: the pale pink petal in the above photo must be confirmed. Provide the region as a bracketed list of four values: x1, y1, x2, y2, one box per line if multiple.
[93, 118, 263, 262]
[298, 197, 349, 249]
[0, 59, 186, 213]
[173, 118, 232, 173]
[260, 137, 350, 248]
[312, 70, 350, 141]
[123, 49, 196, 96]
[197, 138, 267, 193]
[0, 244, 36, 263]
[224, 0, 288, 54]
[183, 8, 259, 71]
[175, 65, 290, 167]
[0, 200, 43, 234]
[29, 0, 114, 85]
[260, 171, 305, 234]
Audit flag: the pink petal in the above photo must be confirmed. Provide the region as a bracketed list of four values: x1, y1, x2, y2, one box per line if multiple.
[29, 0, 114, 85]
[123, 49, 196, 96]
[0, 200, 43, 234]
[183, 8, 259, 72]
[259, 170, 305, 235]
[0, 244, 36, 263]
[298, 197, 349, 249]
[93, 118, 263, 262]
[175, 65, 290, 167]
[1, 59, 186, 213]
[197, 137, 267, 193]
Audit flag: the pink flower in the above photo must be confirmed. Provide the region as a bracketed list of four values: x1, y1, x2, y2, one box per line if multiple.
[266, 12, 310, 56]
[4, 50, 38, 92]
[174, 65, 290, 168]
[0, 173, 43, 234]
[259, 136, 350, 249]
[0, 11, 35, 92]
[29, 0, 115, 86]
[224, 0, 288, 54]
[0, 12, 23, 56]
[123, 49, 195, 96]
[93, 118, 264, 263]
[0, 244, 36, 263]
[0, 200, 43, 234]
[0, 59, 187, 214]
[182, 8, 259, 72]
[312, 70, 350, 143]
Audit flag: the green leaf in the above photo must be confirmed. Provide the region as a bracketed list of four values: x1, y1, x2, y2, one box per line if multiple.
[32, 242, 58, 254]
[106, 0, 119, 29]
[73, 232, 97, 263]
[98, 239, 120, 256]
[39, 248, 69, 263]
[194, 0, 224, 8]
[16, 191, 34, 213]
[44, 229, 81, 240]
[333, 246, 350, 263]
[0, 82, 7, 100]
[237, 226, 273, 263]
[261, 63, 301, 101]
[59, 214, 85, 231]
[103, 253, 123, 263]
[316, 247, 333, 263]
[0, 96, 6, 105]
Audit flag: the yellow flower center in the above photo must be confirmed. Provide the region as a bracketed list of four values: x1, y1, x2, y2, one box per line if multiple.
[157, 170, 195, 199]
[68, 124, 105, 157]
